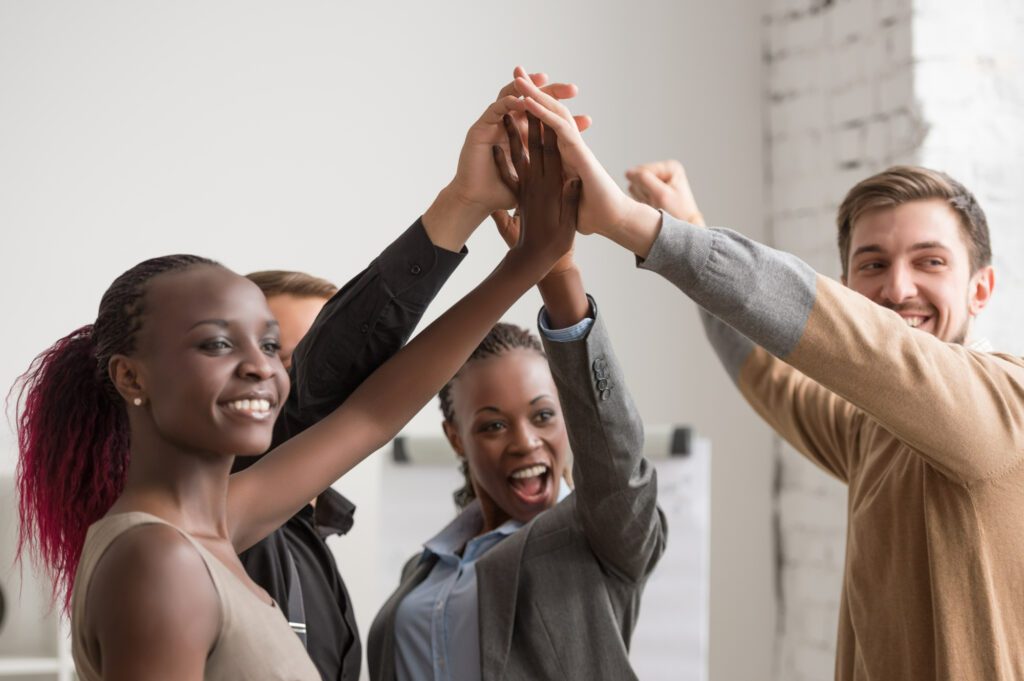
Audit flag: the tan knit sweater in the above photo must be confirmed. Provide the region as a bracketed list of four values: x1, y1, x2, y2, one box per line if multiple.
[640, 213, 1024, 680]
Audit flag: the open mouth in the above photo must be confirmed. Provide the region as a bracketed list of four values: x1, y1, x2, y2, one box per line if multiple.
[901, 315, 931, 330]
[508, 463, 552, 505]
[220, 398, 275, 421]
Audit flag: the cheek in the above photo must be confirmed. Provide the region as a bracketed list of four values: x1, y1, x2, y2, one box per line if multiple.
[548, 427, 571, 465]
[151, 367, 221, 429]
[464, 436, 506, 481]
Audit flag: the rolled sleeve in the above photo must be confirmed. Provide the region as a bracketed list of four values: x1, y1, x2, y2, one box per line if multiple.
[537, 297, 595, 343]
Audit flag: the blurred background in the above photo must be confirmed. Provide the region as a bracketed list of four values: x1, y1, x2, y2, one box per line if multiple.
[0, 1, 1020, 679]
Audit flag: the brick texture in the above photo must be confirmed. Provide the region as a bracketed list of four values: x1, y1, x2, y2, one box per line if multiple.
[764, 0, 1023, 678]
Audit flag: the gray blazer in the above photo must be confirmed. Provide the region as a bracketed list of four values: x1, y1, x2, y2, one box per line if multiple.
[367, 305, 667, 680]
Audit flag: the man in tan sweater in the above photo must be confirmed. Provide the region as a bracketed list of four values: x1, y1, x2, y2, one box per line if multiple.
[512, 77, 1024, 680]
[629, 163, 1017, 681]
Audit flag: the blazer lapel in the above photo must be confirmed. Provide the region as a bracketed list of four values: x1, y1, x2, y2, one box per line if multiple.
[477, 525, 531, 681]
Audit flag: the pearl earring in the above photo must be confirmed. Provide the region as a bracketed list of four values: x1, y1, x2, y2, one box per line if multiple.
[133, 397, 143, 406]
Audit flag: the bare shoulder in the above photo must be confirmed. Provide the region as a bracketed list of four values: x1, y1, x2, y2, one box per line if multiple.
[84, 523, 220, 681]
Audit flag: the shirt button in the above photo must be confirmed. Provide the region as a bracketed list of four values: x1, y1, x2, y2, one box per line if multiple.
[596, 379, 609, 391]
[600, 388, 612, 401]
[410, 264, 422, 275]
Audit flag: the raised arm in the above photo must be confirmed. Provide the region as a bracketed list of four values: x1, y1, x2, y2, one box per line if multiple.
[271, 222, 464, 447]
[275, 72, 586, 445]
[517, 71, 1024, 485]
[492, 120, 663, 581]
[627, 161, 861, 481]
[227, 106, 582, 551]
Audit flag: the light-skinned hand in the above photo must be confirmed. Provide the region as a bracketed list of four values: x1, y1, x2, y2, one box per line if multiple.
[625, 160, 705, 226]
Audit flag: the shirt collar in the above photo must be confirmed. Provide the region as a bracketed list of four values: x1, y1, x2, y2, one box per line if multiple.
[420, 477, 575, 562]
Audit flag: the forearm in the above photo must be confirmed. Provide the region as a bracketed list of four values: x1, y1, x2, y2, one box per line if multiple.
[421, 183, 491, 252]
[596, 199, 664, 260]
[543, 305, 663, 582]
[537, 264, 589, 328]
[641, 213, 1024, 482]
[241, 252, 552, 542]
[276, 219, 464, 444]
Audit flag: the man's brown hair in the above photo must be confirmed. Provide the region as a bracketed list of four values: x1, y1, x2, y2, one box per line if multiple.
[836, 165, 991, 277]
[245, 270, 338, 299]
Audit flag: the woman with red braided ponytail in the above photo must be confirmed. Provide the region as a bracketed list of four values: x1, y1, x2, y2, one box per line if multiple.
[11, 94, 580, 680]
[14, 254, 215, 611]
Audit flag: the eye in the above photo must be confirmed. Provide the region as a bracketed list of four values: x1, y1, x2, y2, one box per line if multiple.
[918, 257, 946, 269]
[533, 409, 557, 424]
[857, 261, 885, 273]
[261, 339, 282, 355]
[477, 420, 507, 434]
[199, 338, 232, 353]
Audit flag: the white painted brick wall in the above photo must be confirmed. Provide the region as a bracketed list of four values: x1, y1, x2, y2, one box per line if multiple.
[765, 0, 1024, 679]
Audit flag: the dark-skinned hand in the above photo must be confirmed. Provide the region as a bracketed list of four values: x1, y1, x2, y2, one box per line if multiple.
[492, 111, 580, 275]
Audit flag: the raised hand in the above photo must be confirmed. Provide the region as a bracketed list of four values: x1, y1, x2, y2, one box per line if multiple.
[423, 69, 590, 252]
[512, 69, 663, 258]
[626, 160, 705, 226]
[448, 68, 590, 216]
[491, 113, 577, 278]
[492, 109, 590, 329]
[499, 111, 581, 273]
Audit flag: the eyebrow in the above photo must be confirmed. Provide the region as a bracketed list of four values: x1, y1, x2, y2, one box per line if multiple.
[473, 395, 553, 417]
[851, 241, 951, 258]
[188, 319, 280, 331]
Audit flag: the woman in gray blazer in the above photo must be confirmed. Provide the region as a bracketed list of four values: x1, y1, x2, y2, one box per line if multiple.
[367, 113, 667, 681]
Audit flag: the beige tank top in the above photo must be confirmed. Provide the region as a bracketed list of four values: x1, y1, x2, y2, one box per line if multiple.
[71, 511, 319, 680]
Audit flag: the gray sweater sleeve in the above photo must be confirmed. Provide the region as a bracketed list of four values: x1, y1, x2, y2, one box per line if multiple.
[638, 212, 817, 375]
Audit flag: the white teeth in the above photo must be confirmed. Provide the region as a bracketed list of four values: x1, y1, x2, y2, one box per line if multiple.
[227, 398, 272, 413]
[510, 464, 548, 480]
[904, 317, 923, 328]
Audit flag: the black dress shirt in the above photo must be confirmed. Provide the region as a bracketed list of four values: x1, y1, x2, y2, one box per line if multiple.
[236, 219, 465, 681]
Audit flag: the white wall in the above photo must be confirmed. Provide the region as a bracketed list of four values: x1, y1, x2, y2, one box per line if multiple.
[0, 2, 773, 678]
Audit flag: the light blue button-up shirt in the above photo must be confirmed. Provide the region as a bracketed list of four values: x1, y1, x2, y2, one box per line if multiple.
[393, 306, 590, 681]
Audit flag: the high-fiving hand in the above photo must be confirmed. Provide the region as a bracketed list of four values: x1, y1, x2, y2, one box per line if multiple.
[510, 67, 664, 258]
[448, 67, 591, 217]
[497, 111, 581, 272]
[491, 111, 579, 278]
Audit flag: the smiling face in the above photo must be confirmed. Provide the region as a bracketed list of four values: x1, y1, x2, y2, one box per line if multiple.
[126, 265, 290, 457]
[843, 199, 995, 343]
[443, 348, 570, 528]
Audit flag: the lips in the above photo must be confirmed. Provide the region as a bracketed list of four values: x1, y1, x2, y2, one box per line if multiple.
[508, 462, 552, 505]
[218, 393, 277, 421]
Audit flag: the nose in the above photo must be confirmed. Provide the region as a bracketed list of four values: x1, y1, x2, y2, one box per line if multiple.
[237, 344, 276, 382]
[879, 262, 918, 305]
[507, 421, 542, 456]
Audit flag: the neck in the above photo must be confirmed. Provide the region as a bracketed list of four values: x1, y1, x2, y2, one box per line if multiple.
[475, 490, 512, 535]
[110, 419, 233, 540]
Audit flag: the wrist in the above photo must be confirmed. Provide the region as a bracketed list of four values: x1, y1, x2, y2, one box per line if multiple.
[538, 265, 589, 328]
[543, 254, 577, 281]
[422, 184, 492, 252]
[600, 200, 663, 259]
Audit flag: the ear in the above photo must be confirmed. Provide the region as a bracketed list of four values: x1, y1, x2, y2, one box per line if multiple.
[108, 354, 147, 405]
[968, 265, 996, 316]
[442, 420, 465, 458]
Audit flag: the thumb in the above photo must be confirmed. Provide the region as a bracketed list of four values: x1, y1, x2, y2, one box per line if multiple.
[491, 210, 519, 247]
